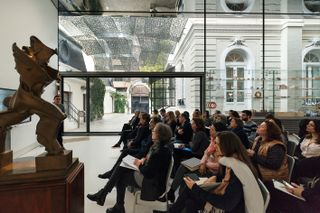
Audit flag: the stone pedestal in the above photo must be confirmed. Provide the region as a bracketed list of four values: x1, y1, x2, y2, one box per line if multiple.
[36, 150, 72, 171]
[0, 155, 84, 213]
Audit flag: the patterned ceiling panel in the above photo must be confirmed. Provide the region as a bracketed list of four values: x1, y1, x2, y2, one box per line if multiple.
[59, 15, 187, 71]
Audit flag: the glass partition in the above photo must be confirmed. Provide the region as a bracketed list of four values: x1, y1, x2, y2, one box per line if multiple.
[63, 76, 201, 133]
[205, 12, 262, 113]
[63, 78, 87, 132]
[57, 0, 320, 135]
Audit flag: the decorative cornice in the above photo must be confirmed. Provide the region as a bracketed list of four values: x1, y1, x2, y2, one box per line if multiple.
[228, 39, 246, 47]
[306, 39, 320, 48]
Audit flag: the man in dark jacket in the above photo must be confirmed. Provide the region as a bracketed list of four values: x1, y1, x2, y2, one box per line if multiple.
[175, 112, 193, 145]
[112, 111, 140, 148]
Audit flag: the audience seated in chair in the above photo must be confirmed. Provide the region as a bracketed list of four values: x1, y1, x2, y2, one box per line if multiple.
[247, 120, 289, 182]
[164, 111, 177, 136]
[166, 122, 227, 203]
[294, 119, 320, 160]
[98, 115, 160, 179]
[267, 156, 320, 213]
[241, 110, 258, 143]
[124, 112, 151, 150]
[154, 131, 264, 213]
[265, 115, 288, 145]
[230, 117, 250, 149]
[175, 111, 193, 145]
[112, 111, 140, 148]
[172, 118, 209, 176]
[87, 123, 173, 213]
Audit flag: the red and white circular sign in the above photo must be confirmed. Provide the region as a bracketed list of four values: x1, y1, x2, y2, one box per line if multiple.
[207, 102, 217, 109]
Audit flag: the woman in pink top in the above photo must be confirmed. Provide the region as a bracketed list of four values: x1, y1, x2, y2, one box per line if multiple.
[164, 122, 228, 203]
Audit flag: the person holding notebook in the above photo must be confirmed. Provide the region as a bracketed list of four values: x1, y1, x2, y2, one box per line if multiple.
[267, 156, 320, 213]
[172, 117, 209, 175]
[165, 122, 227, 203]
[87, 123, 172, 213]
[155, 131, 263, 213]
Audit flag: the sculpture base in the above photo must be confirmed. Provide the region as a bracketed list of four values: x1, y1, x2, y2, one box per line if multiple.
[0, 157, 84, 213]
[36, 150, 72, 171]
[0, 150, 12, 168]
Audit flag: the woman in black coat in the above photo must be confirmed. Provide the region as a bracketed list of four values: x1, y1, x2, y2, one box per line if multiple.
[172, 118, 209, 175]
[155, 131, 259, 213]
[87, 123, 173, 213]
[230, 117, 250, 149]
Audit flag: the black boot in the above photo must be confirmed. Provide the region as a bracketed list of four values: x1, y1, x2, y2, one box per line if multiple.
[98, 170, 112, 179]
[106, 204, 125, 213]
[112, 142, 121, 148]
[167, 188, 175, 203]
[87, 189, 108, 206]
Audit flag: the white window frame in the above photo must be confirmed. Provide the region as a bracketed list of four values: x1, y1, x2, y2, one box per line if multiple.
[303, 51, 320, 104]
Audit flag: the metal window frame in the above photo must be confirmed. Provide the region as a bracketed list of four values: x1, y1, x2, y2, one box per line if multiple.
[61, 72, 205, 136]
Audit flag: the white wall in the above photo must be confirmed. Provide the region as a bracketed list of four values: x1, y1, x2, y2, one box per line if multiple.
[104, 86, 116, 114]
[64, 79, 86, 111]
[0, 0, 58, 157]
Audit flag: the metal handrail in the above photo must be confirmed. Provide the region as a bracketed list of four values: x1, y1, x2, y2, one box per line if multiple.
[64, 101, 85, 128]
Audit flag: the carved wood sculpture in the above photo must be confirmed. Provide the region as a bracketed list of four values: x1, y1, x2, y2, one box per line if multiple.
[0, 36, 66, 161]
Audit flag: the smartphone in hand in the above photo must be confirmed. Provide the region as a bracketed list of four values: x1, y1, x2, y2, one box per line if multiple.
[184, 173, 200, 181]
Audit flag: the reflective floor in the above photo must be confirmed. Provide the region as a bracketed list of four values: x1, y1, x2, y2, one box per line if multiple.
[19, 136, 157, 213]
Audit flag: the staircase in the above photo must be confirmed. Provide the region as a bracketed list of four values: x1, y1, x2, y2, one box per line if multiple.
[64, 101, 85, 128]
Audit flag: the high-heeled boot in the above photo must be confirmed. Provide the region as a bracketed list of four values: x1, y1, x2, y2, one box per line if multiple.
[167, 188, 175, 203]
[87, 189, 108, 206]
[98, 170, 112, 179]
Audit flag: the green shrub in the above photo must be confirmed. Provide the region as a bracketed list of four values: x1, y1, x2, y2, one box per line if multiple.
[112, 92, 126, 113]
[90, 79, 106, 121]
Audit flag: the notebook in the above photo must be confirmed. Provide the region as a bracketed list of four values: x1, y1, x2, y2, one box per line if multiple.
[185, 173, 221, 191]
[120, 155, 140, 171]
[181, 157, 201, 171]
[197, 179, 221, 191]
[272, 179, 306, 201]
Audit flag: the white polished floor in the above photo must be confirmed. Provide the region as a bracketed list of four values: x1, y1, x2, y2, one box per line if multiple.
[19, 136, 162, 213]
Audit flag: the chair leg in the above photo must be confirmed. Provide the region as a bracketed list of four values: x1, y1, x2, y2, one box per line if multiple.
[133, 191, 140, 213]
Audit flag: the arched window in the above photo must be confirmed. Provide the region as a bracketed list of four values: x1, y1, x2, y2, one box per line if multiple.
[225, 50, 247, 104]
[224, 0, 252, 12]
[304, 52, 319, 62]
[303, 50, 320, 104]
[304, 0, 320, 13]
[226, 52, 245, 62]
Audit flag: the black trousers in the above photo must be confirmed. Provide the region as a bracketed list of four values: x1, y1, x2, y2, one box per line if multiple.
[171, 164, 214, 192]
[266, 181, 317, 213]
[103, 166, 140, 206]
[115, 169, 140, 206]
[172, 148, 195, 176]
[117, 130, 132, 146]
[107, 148, 142, 175]
[169, 187, 206, 213]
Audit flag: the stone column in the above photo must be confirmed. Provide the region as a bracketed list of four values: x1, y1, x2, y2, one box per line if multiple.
[280, 20, 303, 112]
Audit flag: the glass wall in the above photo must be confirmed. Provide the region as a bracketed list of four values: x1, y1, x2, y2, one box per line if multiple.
[62, 76, 201, 133]
[58, 0, 320, 134]
[63, 78, 87, 132]
[204, 0, 320, 114]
